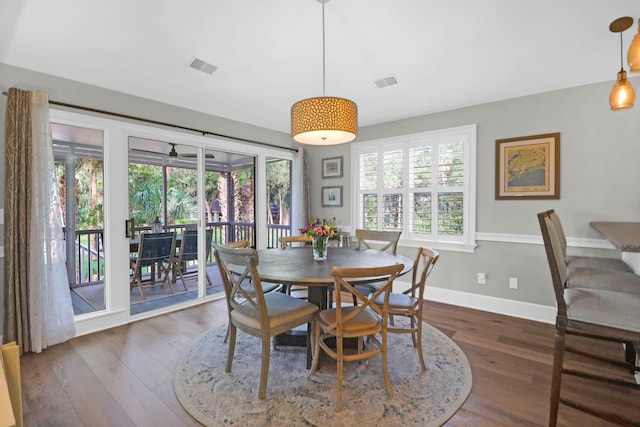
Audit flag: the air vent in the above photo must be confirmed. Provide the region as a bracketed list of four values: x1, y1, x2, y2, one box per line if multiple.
[374, 75, 399, 88]
[187, 57, 218, 75]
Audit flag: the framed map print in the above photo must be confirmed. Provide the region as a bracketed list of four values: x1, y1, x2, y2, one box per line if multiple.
[495, 133, 560, 200]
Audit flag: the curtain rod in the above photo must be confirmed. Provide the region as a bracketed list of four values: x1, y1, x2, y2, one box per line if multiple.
[2, 91, 298, 153]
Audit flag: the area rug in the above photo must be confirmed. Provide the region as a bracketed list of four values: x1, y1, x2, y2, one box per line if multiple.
[174, 320, 472, 426]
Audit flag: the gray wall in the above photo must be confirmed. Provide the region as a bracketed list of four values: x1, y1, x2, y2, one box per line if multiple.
[309, 77, 640, 307]
[2, 62, 639, 332]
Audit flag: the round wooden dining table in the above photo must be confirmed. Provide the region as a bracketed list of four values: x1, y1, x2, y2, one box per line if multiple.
[255, 246, 413, 366]
[256, 246, 413, 308]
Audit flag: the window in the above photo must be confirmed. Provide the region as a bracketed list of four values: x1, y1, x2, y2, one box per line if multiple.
[353, 125, 476, 252]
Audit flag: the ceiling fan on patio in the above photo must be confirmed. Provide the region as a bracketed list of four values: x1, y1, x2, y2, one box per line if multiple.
[169, 143, 215, 159]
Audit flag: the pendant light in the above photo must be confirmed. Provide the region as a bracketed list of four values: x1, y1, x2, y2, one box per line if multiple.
[609, 17, 635, 111]
[628, 18, 640, 72]
[291, 0, 357, 145]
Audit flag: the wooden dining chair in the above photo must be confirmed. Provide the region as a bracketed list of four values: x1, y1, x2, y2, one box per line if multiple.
[279, 235, 312, 248]
[538, 210, 640, 426]
[354, 229, 401, 254]
[310, 263, 403, 412]
[330, 229, 402, 307]
[279, 235, 313, 298]
[214, 244, 319, 400]
[129, 231, 176, 299]
[220, 240, 282, 344]
[372, 247, 439, 371]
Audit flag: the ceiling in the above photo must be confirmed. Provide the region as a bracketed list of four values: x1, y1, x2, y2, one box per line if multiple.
[2, 0, 639, 136]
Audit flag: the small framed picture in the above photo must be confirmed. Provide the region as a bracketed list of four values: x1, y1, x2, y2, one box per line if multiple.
[322, 156, 343, 178]
[495, 133, 560, 200]
[322, 186, 343, 207]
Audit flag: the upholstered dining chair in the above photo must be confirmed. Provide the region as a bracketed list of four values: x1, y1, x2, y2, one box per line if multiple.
[542, 210, 640, 295]
[130, 231, 176, 299]
[538, 210, 640, 426]
[548, 209, 631, 272]
[310, 263, 403, 412]
[372, 247, 439, 371]
[214, 244, 319, 400]
[174, 228, 214, 289]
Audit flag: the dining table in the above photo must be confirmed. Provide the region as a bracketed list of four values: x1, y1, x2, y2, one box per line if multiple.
[255, 246, 413, 366]
[590, 221, 640, 275]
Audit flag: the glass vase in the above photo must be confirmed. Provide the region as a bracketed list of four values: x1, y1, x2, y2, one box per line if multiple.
[312, 235, 329, 261]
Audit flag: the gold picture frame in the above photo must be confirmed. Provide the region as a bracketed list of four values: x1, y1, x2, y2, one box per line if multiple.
[495, 133, 560, 200]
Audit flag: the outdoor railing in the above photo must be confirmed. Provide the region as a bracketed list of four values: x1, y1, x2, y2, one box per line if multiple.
[69, 222, 292, 288]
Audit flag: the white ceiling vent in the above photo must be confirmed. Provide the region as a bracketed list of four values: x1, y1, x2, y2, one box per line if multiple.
[374, 75, 399, 88]
[187, 57, 218, 75]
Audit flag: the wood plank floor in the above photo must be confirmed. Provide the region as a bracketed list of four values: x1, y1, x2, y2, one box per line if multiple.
[19, 300, 639, 426]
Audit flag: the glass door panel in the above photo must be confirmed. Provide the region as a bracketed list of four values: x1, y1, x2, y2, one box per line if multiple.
[128, 138, 200, 314]
[266, 157, 292, 248]
[52, 123, 106, 315]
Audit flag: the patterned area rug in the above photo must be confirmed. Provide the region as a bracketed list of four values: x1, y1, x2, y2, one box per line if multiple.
[174, 320, 472, 426]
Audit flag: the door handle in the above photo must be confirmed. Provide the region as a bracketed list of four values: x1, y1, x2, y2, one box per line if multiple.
[125, 218, 135, 238]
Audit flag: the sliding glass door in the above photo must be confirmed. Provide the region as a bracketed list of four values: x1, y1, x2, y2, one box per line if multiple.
[50, 108, 297, 335]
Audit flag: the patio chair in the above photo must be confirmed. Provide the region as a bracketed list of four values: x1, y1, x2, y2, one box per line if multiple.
[130, 232, 177, 299]
[372, 247, 439, 371]
[538, 210, 640, 426]
[214, 244, 318, 400]
[174, 228, 214, 289]
[310, 263, 403, 412]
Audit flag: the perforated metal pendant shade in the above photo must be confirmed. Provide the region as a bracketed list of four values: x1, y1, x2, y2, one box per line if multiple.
[291, 96, 357, 145]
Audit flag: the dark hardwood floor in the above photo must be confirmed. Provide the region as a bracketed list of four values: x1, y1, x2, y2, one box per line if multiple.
[18, 300, 639, 426]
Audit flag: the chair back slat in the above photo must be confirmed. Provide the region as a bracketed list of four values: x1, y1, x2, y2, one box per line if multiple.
[138, 232, 176, 264]
[280, 235, 312, 248]
[354, 229, 401, 254]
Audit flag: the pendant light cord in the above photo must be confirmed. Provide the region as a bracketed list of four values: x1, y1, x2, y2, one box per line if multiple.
[321, 0, 326, 96]
[620, 32, 624, 70]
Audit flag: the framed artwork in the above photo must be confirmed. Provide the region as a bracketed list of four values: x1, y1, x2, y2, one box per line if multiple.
[322, 156, 343, 178]
[495, 132, 560, 200]
[322, 186, 343, 207]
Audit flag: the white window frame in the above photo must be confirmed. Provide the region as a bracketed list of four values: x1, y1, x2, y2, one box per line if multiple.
[351, 124, 477, 253]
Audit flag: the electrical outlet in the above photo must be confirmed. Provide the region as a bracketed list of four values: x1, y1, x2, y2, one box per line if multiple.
[477, 272, 487, 285]
[509, 277, 518, 289]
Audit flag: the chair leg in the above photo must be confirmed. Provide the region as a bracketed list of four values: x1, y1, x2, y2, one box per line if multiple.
[258, 334, 271, 400]
[336, 335, 344, 412]
[416, 316, 427, 372]
[225, 324, 237, 373]
[381, 331, 393, 399]
[309, 321, 322, 375]
[549, 323, 567, 427]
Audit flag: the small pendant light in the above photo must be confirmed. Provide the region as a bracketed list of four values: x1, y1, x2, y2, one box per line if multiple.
[628, 18, 640, 73]
[609, 17, 635, 111]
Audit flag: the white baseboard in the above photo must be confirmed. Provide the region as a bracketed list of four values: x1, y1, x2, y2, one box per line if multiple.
[422, 285, 556, 325]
